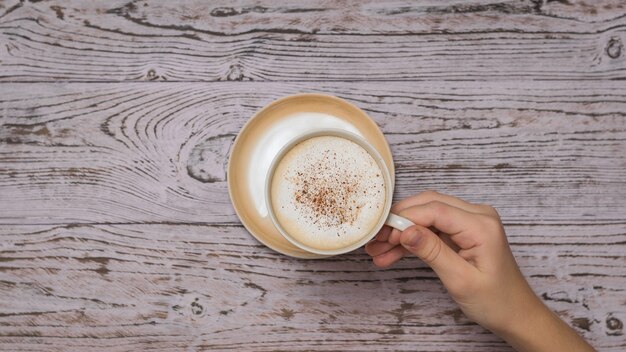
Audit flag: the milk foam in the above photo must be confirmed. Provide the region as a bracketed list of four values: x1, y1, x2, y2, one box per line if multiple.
[271, 136, 386, 250]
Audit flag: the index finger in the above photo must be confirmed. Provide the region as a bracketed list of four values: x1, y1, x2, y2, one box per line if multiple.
[398, 201, 482, 250]
[387, 191, 496, 246]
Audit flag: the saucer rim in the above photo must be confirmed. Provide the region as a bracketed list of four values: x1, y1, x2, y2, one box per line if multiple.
[227, 93, 394, 259]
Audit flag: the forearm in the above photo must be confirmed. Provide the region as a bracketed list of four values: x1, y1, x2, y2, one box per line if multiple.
[496, 298, 595, 352]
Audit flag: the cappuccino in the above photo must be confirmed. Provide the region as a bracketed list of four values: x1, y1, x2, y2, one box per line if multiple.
[270, 136, 386, 250]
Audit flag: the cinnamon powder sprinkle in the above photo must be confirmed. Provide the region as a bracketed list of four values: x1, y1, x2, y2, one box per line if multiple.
[288, 149, 364, 232]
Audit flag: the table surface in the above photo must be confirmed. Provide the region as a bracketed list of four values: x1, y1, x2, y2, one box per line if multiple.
[1, 1, 625, 351]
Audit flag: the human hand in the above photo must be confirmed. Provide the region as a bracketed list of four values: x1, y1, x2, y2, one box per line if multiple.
[365, 191, 594, 352]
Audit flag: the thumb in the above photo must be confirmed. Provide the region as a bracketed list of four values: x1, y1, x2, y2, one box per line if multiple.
[400, 225, 474, 285]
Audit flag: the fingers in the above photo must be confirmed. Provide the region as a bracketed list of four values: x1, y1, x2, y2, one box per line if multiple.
[398, 201, 483, 249]
[367, 229, 461, 258]
[365, 239, 397, 257]
[386, 190, 495, 246]
[400, 225, 475, 286]
[392, 190, 493, 216]
[439, 231, 461, 252]
[372, 245, 408, 268]
[374, 226, 392, 242]
[387, 228, 403, 246]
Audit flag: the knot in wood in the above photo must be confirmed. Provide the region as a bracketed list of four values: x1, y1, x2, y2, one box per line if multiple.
[190, 298, 204, 316]
[211, 7, 238, 17]
[606, 37, 622, 59]
[226, 64, 245, 81]
[606, 316, 623, 331]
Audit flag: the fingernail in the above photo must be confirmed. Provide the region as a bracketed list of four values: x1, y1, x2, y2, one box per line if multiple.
[402, 228, 421, 247]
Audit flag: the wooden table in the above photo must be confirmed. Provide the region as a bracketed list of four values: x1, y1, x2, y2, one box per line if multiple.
[1, 1, 625, 351]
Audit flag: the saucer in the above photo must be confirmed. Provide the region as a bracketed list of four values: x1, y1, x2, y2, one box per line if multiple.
[227, 93, 394, 258]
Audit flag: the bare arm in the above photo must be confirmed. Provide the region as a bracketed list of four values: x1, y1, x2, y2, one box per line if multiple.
[365, 191, 595, 352]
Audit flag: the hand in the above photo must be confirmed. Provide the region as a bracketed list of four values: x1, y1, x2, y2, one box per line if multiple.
[365, 191, 595, 352]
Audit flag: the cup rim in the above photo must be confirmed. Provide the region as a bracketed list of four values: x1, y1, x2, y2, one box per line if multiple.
[265, 128, 394, 256]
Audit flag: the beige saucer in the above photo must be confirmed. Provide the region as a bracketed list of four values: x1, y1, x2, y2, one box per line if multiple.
[227, 94, 394, 258]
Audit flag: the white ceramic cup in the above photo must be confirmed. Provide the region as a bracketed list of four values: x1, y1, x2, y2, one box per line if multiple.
[265, 129, 414, 256]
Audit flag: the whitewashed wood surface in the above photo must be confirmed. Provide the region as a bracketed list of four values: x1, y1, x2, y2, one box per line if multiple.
[0, 0, 625, 82]
[1, 1, 625, 351]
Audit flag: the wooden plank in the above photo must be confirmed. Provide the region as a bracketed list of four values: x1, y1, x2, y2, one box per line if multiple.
[1, 2, 623, 352]
[0, 224, 624, 351]
[1, 81, 625, 225]
[0, 0, 625, 82]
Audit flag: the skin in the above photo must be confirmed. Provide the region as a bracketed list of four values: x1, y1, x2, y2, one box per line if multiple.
[365, 191, 595, 352]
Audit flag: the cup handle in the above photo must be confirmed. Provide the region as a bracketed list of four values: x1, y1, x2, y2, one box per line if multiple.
[384, 213, 415, 231]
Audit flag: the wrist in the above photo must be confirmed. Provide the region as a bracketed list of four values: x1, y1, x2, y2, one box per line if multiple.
[493, 293, 595, 352]
[491, 289, 547, 340]
[490, 294, 553, 341]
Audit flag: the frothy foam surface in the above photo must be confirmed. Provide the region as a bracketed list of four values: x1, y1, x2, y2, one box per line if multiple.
[271, 136, 386, 250]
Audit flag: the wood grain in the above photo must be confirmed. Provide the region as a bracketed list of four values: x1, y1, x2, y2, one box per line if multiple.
[1, 81, 625, 225]
[0, 224, 624, 351]
[0, 0, 625, 82]
[1, 1, 625, 351]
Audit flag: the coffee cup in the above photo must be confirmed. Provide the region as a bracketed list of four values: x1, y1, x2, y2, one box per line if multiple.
[265, 129, 414, 256]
